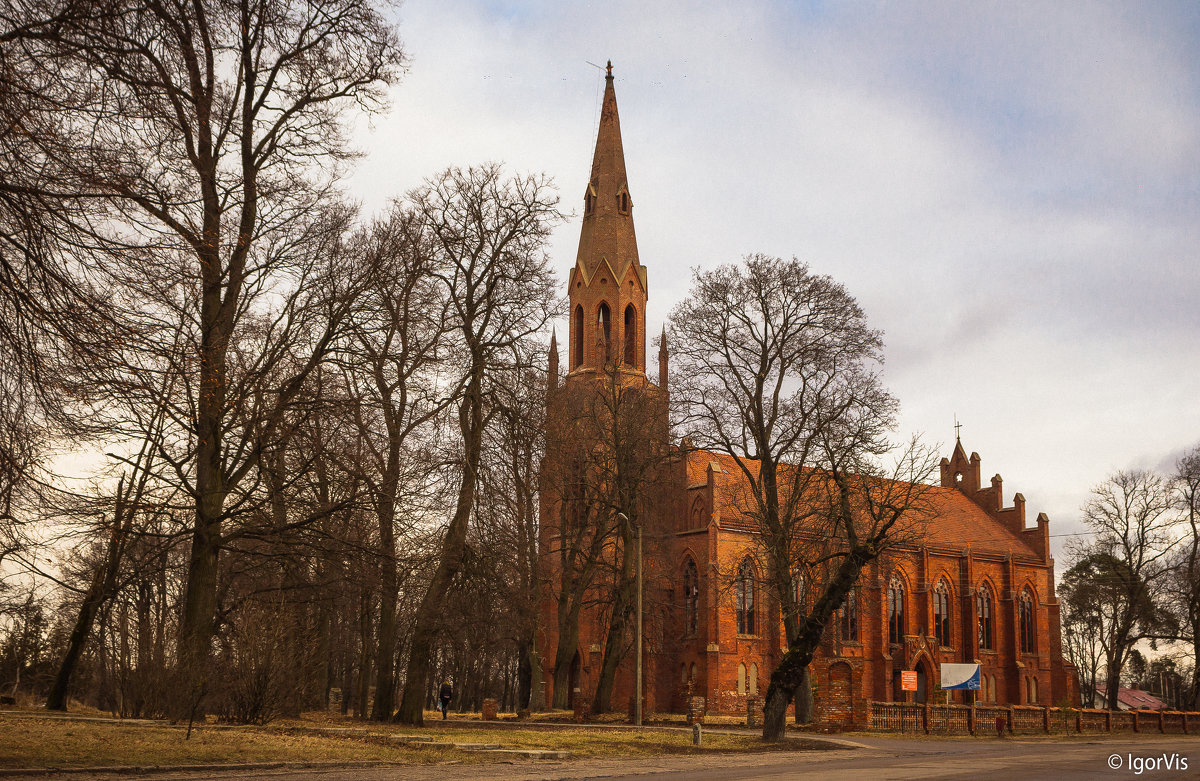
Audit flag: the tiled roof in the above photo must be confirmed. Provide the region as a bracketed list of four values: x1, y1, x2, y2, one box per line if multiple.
[684, 448, 1039, 558]
[1096, 686, 1167, 710]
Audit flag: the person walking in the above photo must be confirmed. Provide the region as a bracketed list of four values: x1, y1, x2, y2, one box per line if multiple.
[438, 679, 453, 719]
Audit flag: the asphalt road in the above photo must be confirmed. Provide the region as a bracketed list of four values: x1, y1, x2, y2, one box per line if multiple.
[17, 734, 1200, 781]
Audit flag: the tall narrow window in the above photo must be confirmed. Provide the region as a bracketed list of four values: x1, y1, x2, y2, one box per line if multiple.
[623, 304, 636, 365]
[736, 559, 756, 635]
[1019, 589, 1036, 654]
[572, 305, 583, 369]
[839, 589, 858, 642]
[888, 575, 906, 645]
[618, 191, 629, 213]
[934, 581, 952, 647]
[683, 559, 699, 636]
[977, 583, 994, 651]
[597, 303, 612, 363]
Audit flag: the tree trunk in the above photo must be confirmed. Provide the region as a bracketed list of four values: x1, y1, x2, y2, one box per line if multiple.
[517, 637, 533, 711]
[395, 371, 484, 725]
[795, 666, 813, 724]
[371, 505, 399, 720]
[763, 545, 870, 741]
[592, 528, 635, 713]
[47, 575, 106, 711]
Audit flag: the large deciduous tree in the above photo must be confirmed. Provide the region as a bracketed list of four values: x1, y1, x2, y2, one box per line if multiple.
[394, 164, 560, 725]
[2, 0, 404, 716]
[669, 254, 935, 742]
[1067, 470, 1177, 711]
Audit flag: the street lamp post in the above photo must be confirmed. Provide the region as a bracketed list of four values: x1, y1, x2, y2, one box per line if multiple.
[618, 512, 642, 727]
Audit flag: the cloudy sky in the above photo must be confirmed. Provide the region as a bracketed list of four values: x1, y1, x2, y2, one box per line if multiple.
[346, 0, 1200, 560]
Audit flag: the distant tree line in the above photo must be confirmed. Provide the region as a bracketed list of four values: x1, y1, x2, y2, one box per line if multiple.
[1060, 446, 1200, 711]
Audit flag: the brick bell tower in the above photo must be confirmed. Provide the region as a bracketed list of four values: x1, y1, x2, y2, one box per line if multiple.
[539, 62, 673, 713]
[564, 61, 648, 380]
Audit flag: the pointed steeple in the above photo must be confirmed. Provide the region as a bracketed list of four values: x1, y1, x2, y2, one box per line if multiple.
[566, 61, 648, 378]
[574, 60, 642, 282]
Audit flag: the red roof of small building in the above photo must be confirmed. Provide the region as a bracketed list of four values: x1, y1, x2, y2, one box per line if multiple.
[1095, 686, 1167, 711]
[684, 448, 1039, 559]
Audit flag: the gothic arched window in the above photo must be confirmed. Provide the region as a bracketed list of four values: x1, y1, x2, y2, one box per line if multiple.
[1019, 589, 1036, 654]
[977, 583, 995, 651]
[736, 559, 756, 635]
[572, 305, 583, 369]
[934, 581, 952, 647]
[683, 558, 699, 636]
[597, 303, 612, 362]
[624, 304, 636, 365]
[888, 575, 906, 645]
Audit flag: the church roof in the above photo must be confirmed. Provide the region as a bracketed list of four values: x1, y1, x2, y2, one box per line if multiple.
[684, 448, 1040, 559]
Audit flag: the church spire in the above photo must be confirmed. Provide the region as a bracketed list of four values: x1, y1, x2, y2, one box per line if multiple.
[566, 60, 648, 378]
[574, 60, 641, 280]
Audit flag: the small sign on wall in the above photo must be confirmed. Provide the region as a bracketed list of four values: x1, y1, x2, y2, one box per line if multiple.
[901, 670, 918, 692]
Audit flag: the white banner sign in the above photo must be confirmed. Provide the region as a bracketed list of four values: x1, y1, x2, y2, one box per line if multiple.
[940, 663, 981, 690]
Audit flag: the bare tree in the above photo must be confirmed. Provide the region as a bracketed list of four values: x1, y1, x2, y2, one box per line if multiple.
[669, 254, 935, 741]
[393, 164, 561, 725]
[1165, 446, 1200, 707]
[338, 205, 452, 721]
[1, 0, 403, 716]
[476, 365, 546, 711]
[1067, 470, 1178, 711]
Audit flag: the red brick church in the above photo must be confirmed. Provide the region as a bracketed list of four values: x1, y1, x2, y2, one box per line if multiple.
[537, 64, 1079, 727]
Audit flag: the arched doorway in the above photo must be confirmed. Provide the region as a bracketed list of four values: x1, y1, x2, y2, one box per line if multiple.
[915, 659, 931, 704]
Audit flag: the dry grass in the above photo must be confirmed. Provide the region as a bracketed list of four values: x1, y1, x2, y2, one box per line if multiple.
[0, 711, 832, 769]
[0, 717, 461, 769]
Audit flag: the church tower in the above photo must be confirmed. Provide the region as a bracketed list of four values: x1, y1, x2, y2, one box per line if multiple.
[566, 61, 648, 378]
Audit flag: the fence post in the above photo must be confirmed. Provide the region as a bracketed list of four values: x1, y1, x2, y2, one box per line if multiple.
[1105, 710, 1112, 733]
[1184, 713, 1190, 735]
[968, 703, 976, 736]
[922, 703, 929, 734]
[1075, 709, 1082, 733]
[1043, 706, 1050, 734]
[1006, 707, 1013, 735]
[1159, 711, 1165, 734]
[1132, 710, 1139, 733]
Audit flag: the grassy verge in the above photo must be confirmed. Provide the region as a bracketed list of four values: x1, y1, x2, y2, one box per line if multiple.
[0, 713, 833, 769]
[0, 717, 460, 769]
